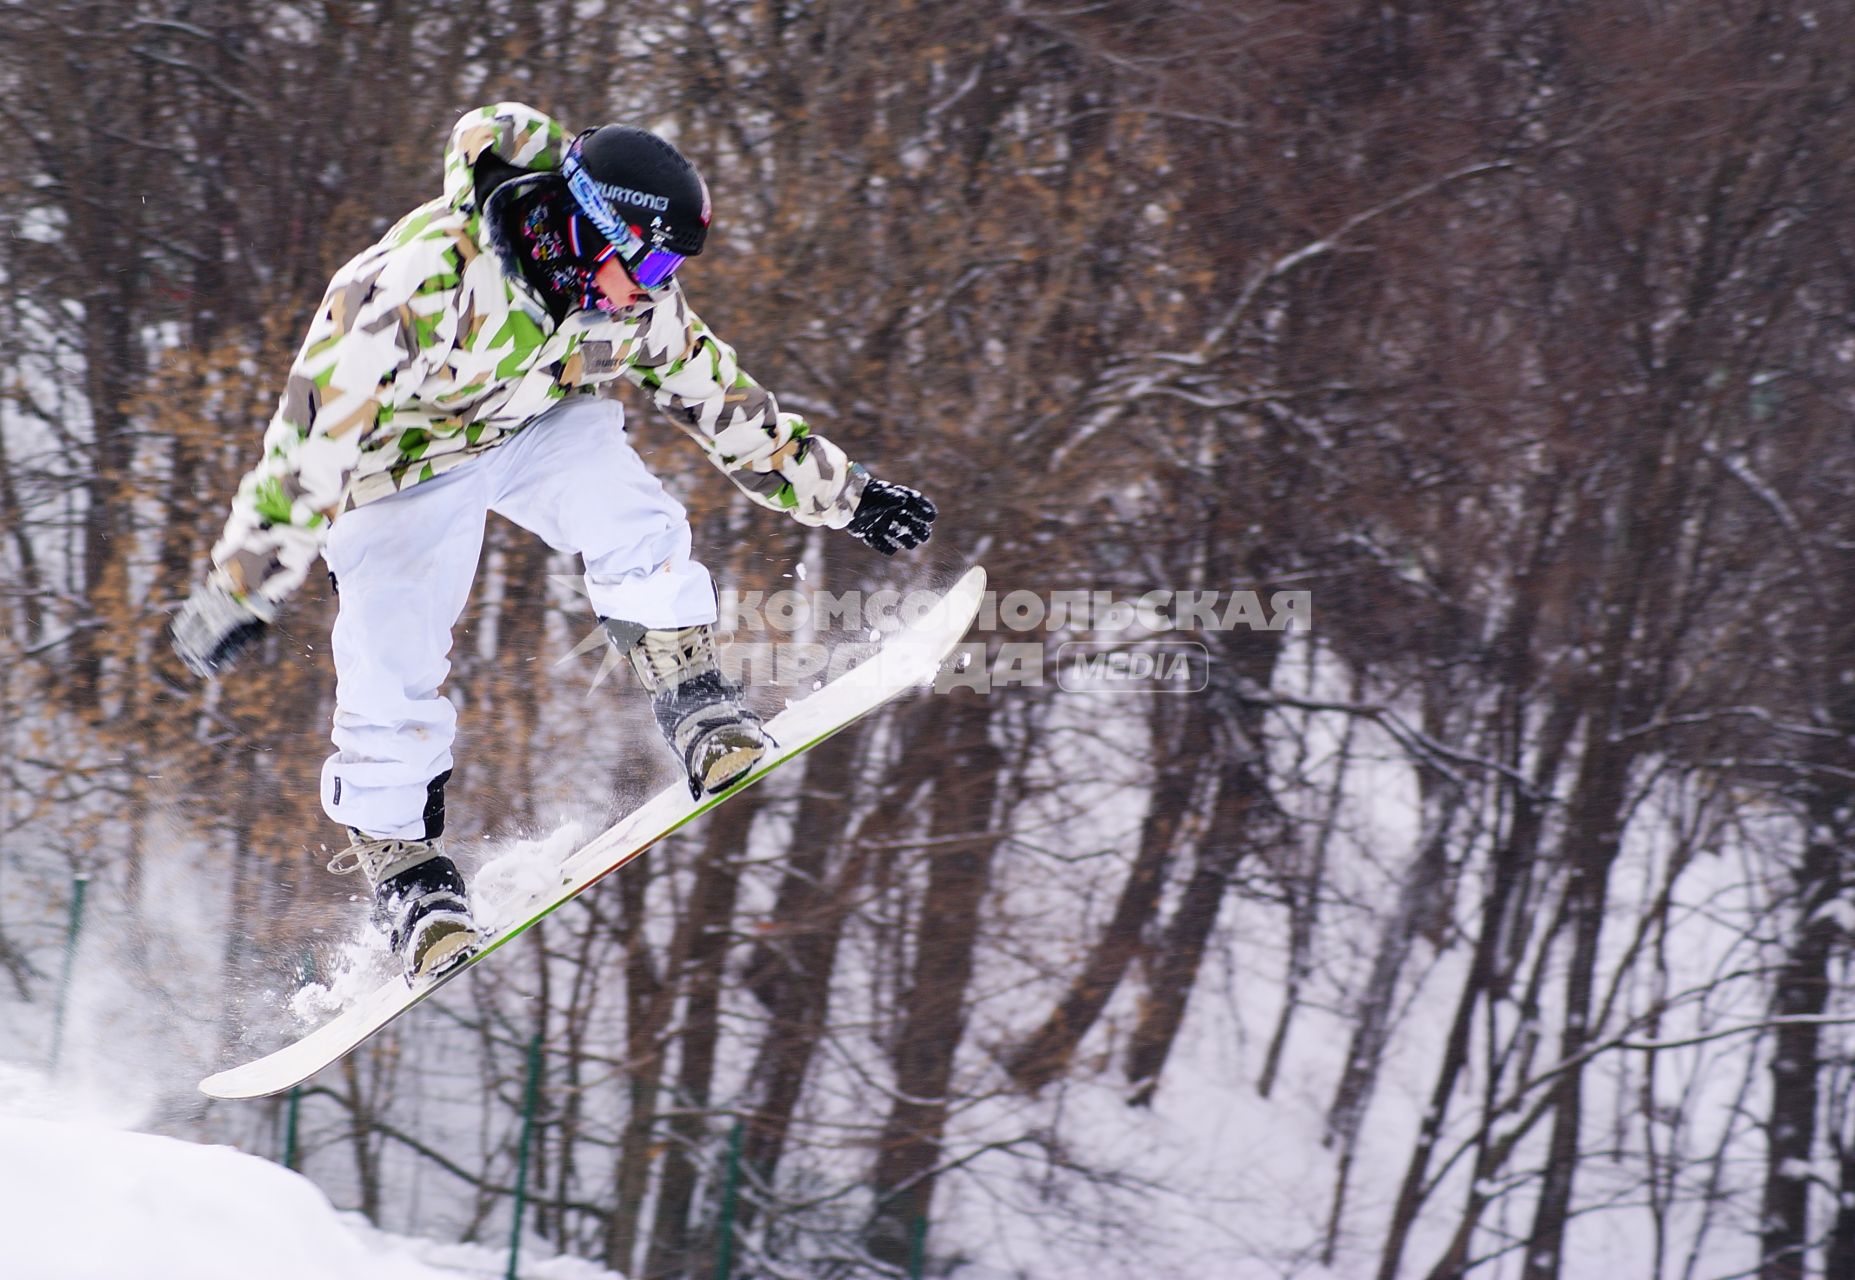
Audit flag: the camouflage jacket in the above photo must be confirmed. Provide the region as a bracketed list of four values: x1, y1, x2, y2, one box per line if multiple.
[210, 102, 866, 608]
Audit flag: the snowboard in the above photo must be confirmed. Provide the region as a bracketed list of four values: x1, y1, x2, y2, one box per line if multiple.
[200, 565, 986, 1100]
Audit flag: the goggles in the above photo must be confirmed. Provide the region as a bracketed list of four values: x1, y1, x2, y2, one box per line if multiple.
[562, 140, 689, 290]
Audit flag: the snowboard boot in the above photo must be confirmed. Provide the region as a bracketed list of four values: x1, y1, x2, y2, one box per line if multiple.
[327, 832, 478, 981]
[605, 619, 770, 800]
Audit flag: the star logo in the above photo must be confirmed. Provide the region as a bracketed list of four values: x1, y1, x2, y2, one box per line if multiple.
[550, 575, 629, 694]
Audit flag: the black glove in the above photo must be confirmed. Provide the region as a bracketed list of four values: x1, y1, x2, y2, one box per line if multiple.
[847, 478, 936, 556]
[168, 577, 273, 678]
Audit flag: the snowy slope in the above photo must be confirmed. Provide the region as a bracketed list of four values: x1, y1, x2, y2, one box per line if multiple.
[2, 1113, 455, 1280]
[0, 1069, 620, 1280]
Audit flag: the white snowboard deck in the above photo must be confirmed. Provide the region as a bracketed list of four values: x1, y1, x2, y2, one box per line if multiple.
[201, 565, 985, 1100]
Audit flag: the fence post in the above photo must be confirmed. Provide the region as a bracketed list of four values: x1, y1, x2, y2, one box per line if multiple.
[281, 1084, 302, 1170]
[506, 1033, 545, 1280]
[49, 872, 90, 1073]
[714, 1119, 744, 1280]
[282, 950, 316, 1168]
[908, 1213, 928, 1280]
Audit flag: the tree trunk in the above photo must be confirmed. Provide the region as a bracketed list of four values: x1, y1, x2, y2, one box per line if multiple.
[1377, 696, 1579, 1280]
[1758, 799, 1849, 1276]
[866, 696, 1002, 1268]
[645, 793, 758, 1278]
[604, 845, 666, 1274]
[1123, 735, 1269, 1104]
[735, 712, 938, 1237]
[1519, 738, 1634, 1280]
[1005, 696, 1209, 1094]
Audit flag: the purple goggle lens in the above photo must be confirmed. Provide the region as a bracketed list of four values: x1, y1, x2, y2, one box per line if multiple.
[625, 245, 686, 289]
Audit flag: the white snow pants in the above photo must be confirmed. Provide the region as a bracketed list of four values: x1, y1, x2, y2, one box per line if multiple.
[319, 397, 716, 839]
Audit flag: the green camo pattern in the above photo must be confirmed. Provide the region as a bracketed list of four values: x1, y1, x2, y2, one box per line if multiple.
[210, 102, 865, 607]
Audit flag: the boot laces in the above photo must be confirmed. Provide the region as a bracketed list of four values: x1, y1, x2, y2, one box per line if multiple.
[628, 623, 720, 692]
[327, 834, 438, 888]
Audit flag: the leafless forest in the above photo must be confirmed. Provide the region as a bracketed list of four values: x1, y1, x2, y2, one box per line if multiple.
[5, 3, 1855, 1278]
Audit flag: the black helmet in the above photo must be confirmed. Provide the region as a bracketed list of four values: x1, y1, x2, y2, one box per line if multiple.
[563, 125, 711, 258]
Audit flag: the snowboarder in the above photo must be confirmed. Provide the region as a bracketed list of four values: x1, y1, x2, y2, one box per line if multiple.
[168, 103, 936, 981]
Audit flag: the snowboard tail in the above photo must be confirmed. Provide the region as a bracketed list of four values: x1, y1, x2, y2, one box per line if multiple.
[199, 566, 985, 1100]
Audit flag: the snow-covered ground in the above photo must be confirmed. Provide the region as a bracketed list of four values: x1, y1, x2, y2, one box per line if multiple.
[0, 635, 1786, 1278]
[0, 1065, 620, 1280]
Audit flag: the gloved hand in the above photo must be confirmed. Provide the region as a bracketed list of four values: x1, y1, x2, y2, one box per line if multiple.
[847, 478, 936, 556]
[168, 576, 274, 678]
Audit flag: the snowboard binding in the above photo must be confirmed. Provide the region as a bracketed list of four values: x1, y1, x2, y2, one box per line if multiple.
[605, 619, 770, 799]
[328, 833, 479, 982]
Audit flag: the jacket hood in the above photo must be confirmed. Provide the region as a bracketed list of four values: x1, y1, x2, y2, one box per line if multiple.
[442, 103, 570, 221]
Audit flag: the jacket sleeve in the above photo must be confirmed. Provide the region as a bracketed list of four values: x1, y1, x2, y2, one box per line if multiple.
[619, 289, 868, 528]
[208, 241, 451, 607]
